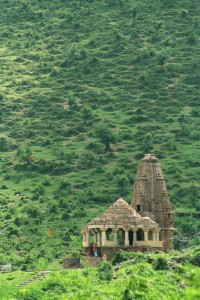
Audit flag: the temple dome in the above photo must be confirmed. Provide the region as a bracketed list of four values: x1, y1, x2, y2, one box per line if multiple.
[87, 197, 156, 226]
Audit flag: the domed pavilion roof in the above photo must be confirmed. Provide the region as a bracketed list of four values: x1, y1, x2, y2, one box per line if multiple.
[86, 197, 157, 227]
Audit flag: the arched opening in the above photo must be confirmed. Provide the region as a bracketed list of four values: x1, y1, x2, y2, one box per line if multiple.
[117, 229, 124, 245]
[136, 204, 141, 211]
[137, 229, 144, 241]
[106, 228, 114, 241]
[148, 230, 153, 241]
[89, 231, 94, 243]
[128, 230, 133, 245]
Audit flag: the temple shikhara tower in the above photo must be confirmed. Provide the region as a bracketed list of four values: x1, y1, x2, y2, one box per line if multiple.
[81, 154, 174, 259]
[131, 154, 174, 251]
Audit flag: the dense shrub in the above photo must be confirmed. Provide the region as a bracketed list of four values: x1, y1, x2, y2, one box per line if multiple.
[42, 275, 67, 293]
[190, 247, 200, 267]
[97, 261, 113, 281]
[152, 256, 168, 270]
[185, 268, 200, 300]
[112, 251, 146, 265]
[18, 288, 44, 300]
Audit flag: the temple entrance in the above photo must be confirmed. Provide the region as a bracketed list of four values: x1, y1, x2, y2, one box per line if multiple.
[148, 230, 153, 241]
[117, 229, 124, 245]
[106, 228, 114, 241]
[129, 230, 133, 245]
[137, 229, 144, 241]
[89, 231, 94, 243]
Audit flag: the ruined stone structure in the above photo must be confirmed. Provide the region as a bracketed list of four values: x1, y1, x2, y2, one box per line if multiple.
[82, 198, 163, 259]
[131, 154, 174, 251]
[81, 154, 174, 258]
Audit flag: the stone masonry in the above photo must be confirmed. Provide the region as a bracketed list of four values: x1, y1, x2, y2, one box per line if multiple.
[131, 154, 174, 251]
[81, 154, 174, 258]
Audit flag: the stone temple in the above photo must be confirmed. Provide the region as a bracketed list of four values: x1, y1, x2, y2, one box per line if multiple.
[81, 154, 174, 259]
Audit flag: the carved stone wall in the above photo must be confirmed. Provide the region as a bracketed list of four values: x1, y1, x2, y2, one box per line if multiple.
[100, 246, 162, 260]
[83, 245, 162, 260]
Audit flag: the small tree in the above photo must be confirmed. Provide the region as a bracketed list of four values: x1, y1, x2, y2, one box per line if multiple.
[142, 133, 153, 152]
[156, 50, 170, 71]
[95, 124, 116, 151]
[116, 175, 130, 195]
[0, 137, 9, 152]
[20, 0, 30, 14]
[155, 21, 163, 34]
[118, 0, 125, 13]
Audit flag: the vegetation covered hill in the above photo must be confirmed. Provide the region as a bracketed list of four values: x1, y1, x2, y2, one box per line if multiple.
[0, 0, 199, 267]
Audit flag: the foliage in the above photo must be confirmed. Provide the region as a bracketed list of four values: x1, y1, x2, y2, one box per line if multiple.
[95, 123, 116, 151]
[185, 268, 200, 300]
[152, 256, 168, 270]
[0, 0, 199, 267]
[97, 261, 113, 281]
[189, 246, 200, 267]
[112, 250, 147, 265]
[0, 249, 199, 299]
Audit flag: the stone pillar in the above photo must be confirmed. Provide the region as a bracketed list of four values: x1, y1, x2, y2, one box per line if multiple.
[144, 229, 149, 242]
[133, 229, 137, 244]
[82, 233, 86, 243]
[169, 237, 173, 250]
[93, 231, 97, 244]
[152, 230, 156, 241]
[156, 229, 160, 241]
[113, 229, 118, 246]
[101, 228, 106, 246]
[85, 230, 89, 247]
[97, 231, 101, 246]
[124, 230, 129, 246]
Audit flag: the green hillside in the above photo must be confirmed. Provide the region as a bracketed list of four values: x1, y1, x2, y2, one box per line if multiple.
[0, 249, 200, 299]
[0, 0, 199, 268]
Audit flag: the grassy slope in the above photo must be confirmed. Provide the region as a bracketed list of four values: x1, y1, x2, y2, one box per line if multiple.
[0, 0, 199, 265]
[0, 249, 200, 300]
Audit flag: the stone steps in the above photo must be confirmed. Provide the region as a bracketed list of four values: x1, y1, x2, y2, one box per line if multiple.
[18, 271, 50, 287]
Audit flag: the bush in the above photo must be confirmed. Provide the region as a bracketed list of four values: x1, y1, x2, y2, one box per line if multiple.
[190, 247, 200, 267]
[152, 256, 168, 270]
[18, 288, 44, 300]
[185, 269, 200, 300]
[0, 137, 9, 152]
[112, 251, 146, 265]
[97, 261, 113, 281]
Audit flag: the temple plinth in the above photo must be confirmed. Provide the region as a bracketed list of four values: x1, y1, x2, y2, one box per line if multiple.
[131, 154, 174, 251]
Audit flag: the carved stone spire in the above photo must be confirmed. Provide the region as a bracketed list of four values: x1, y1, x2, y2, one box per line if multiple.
[131, 154, 174, 251]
